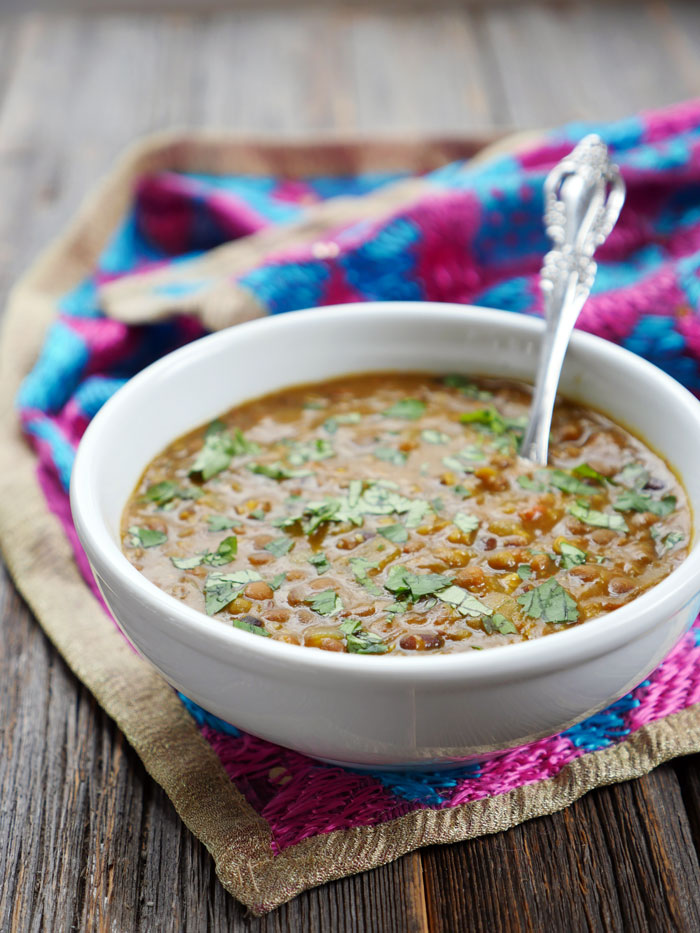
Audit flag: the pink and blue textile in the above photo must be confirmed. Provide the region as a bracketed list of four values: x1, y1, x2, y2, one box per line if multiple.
[17, 100, 700, 850]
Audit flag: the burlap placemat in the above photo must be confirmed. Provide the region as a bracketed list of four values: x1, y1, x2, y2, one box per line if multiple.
[3, 123, 700, 915]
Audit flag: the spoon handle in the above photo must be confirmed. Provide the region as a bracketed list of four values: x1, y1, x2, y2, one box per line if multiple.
[520, 134, 626, 465]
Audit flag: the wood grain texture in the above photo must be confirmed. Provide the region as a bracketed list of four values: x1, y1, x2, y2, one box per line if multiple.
[1, 3, 700, 930]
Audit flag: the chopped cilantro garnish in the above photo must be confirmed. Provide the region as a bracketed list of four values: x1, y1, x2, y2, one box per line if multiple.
[568, 502, 629, 533]
[379, 523, 408, 544]
[517, 579, 579, 625]
[324, 412, 362, 434]
[431, 497, 444, 513]
[204, 570, 262, 615]
[518, 475, 548, 492]
[287, 438, 335, 465]
[349, 557, 382, 596]
[172, 535, 238, 570]
[572, 463, 607, 485]
[143, 481, 202, 508]
[454, 512, 479, 535]
[436, 585, 493, 617]
[170, 555, 203, 570]
[127, 526, 167, 548]
[454, 484, 473, 498]
[442, 456, 465, 472]
[549, 469, 596, 496]
[404, 500, 431, 528]
[263, 536, 293, 558]
[617, 462, 650, 490]
[651, 529, 684, 552]
[308, 552, 331, 575]
[385, 567, 452, 600]
[442, 375, 493, 399]
[459, 407, 507, 433]
[382, 398, 426, 420]
[374, 446, 407, 466]
[206, 535, 238, 566]
[249, 461, 313, 481]
[308, 589, 343, 616]
[231, 617, 271, 637]
[517, 564, 532, 580]
[559, 541, 587, 569]
[268, 572, 287, 590]
[421, 429, 450, 444]
[190, 423, 259, 481]
[613, 491, 676, 517]
[484, 612, 518, 635]
[207, 514, 240, 532]
[249, 508, 265, 520]
[340, 618, 389, 654]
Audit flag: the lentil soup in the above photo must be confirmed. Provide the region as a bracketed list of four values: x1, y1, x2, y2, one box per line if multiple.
[121, 373, 690, 655]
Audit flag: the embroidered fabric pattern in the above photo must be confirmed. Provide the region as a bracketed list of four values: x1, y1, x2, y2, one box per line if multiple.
[17, 100, 700, 854]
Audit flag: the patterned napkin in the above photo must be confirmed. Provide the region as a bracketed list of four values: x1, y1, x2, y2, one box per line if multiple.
[4, 103, 700, 914]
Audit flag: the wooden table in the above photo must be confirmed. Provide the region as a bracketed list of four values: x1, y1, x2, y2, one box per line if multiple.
[4, 3, 700, 929]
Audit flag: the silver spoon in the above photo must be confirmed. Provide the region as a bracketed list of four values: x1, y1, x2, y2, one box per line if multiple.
[520, 134, 626, 465]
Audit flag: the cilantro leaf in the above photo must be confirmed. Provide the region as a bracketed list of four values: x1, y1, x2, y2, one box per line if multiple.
[204, 570, 262, 615]
[231, 616, 271, 637]
[454, 484, 473, 498]
[170, 555, 204, 570]
[517, 579, 579, 625]
[613, 491, 676, 517]
[454, 512, 479, 535]
[559, 541, 587, 569]
[404, 500, 431, 528]
[549, 470, 596, 496]
[268, 572, 287, 590]
[374, 446, 407, 466]
[459, 407, 507, 434]
[340, 618, 389, 654]
[568, 502, 629, 533]
[143, 481, 202, 508]
[572, 463, 607, 485]
[204, 535, 238, 566]
[617, 462, 650, 490]
[207, 514, 240, 532]
[308, 589, 343, 616]
[384, 567, 452, 600]
[323, 412, 361, 434]
[127, 526, 167, 548]
[436, 585, 493, 618]
[382, 398, 426, 420]
[171, 534, 238, 570]
[442, 375, 493, 399]
[517, 564, 532, 580]
[308, 552, 330, 575]
[263, 536, 293, 558]
[249, 462, 313, 481]
[378, 523, 408, 544]
[190, 423, 259, 481]
[652, 529, 684, 553]
[518, 475, 548, 492]
[421, 429, 450, 444]
[349, 557, 382, 596]
[484, 612, 518, 635]
[287, 438, 335, 466]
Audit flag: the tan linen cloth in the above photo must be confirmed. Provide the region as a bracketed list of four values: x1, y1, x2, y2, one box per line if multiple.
[1, 131, 700, 915]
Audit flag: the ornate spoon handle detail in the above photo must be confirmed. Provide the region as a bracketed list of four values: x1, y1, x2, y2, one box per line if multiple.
[520, 134, 626, 465]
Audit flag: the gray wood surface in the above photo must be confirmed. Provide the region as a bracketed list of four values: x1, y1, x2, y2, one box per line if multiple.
[2, 3, 700, 930]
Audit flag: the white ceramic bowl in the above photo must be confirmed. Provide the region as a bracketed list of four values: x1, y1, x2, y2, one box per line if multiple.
[71, 302, 700, 769]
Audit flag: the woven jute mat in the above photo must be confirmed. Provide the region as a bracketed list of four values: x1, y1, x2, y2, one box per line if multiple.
[2, 131, 700, 915]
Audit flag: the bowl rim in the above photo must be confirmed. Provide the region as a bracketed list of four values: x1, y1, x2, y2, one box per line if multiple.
[70, 301, 700, 684]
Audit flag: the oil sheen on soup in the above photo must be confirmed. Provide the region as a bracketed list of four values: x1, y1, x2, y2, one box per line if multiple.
[121, 373, 690, 655]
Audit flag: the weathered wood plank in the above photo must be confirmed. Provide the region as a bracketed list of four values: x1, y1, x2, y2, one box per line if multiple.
[422, 765, 700, 933]
[2, 3, 700, 931]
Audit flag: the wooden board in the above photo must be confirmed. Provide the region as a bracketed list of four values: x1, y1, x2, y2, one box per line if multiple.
[2, 3, 700, 929]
